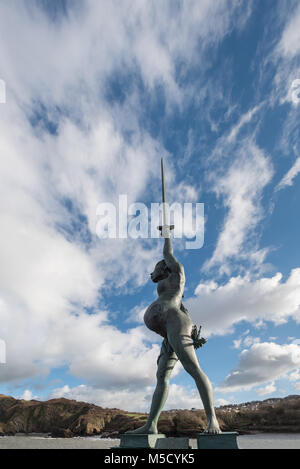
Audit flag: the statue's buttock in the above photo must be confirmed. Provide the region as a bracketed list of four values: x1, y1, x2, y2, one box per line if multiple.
[144, 301, 168, 338]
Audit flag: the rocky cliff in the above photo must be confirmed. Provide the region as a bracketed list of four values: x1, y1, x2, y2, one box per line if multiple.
[0, 395, 138, 437]
[0, 394, 299, 437]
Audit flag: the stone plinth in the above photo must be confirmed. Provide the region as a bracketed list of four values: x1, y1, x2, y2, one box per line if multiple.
[119, 433, 166, 448]
[197, 432, 239, 449]
[155, 437, 191, 449]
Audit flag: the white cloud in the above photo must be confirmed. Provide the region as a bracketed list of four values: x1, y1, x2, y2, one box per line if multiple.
[49, 382, 203, 412]
[277, 3, 300, 58]
[49, 383, 155, 412]
[256, 382, 276, 396]
[271, 5, 300, 113]
[276, 157, 300, 191]
[0, 78, 5, 104]
[227, 105, 262, 143]
[216, 342, 300, 393]
[233, 339, 242, 349]
[287, 79, 300, 106]
[243, 336, 261, 347]
[0, 0, 247, 110]
[186, 269, 300, 337]
[0, 102, 167, 386]
[165, 384, 203, 410]
[0, 292, 165, 387]
[20, 390, 37, 401]
[233, 335, 260, 349]
[195, 281, 218, 296]
[204, 142, 273, 273]
[289, 369, 300, 381]
[215, 398, 231, 407]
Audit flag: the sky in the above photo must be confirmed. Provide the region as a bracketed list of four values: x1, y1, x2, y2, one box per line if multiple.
[0, 0, 300, 412]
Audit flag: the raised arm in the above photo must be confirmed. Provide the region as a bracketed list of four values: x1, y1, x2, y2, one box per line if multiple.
[162, 230, 183, 273]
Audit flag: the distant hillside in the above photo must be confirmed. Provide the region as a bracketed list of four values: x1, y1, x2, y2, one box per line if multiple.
[0, 394, 299, 437]
[215, 394, 300, 434]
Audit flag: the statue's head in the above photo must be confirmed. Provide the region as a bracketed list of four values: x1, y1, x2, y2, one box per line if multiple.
[150, 259, 170, 283]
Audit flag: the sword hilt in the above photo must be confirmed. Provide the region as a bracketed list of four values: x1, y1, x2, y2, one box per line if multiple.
[157, 224, 175, 239]
[157, 225, 175, 231]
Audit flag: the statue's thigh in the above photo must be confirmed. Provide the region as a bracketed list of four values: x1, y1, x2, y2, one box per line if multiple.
[156, 340, 178, 380]
[166, 315, 199, 368]
[167, 310, 193, 340]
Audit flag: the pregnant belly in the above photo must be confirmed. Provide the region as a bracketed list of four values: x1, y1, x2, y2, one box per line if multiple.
[144, 302, 167, 338]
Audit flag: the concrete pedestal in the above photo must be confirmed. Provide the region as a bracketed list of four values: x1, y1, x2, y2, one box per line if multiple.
[197, 432, 239, 449]
[119, 433, 166, 448]
[155, 437, 191, 449]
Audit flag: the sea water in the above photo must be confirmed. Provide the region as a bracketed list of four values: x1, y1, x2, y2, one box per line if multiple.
[0, 433, 300, 449]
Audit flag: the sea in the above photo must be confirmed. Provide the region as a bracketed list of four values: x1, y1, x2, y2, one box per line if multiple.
[0, 433, 300, 449]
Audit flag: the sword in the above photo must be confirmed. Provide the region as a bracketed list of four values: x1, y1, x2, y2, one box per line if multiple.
[158, 158, 174, 234]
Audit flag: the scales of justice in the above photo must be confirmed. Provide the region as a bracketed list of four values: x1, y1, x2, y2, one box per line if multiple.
[119, 159, 238, 450]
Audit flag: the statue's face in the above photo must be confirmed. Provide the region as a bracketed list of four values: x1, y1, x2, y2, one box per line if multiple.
[150, 260, 169, 283]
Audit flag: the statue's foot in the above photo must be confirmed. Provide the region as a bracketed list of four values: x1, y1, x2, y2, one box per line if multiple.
[203, 415, 221, 434]
[125, 423, 158, 435]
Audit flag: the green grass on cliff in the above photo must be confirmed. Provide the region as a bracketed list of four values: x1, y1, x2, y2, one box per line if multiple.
[126, 413, 147, 420]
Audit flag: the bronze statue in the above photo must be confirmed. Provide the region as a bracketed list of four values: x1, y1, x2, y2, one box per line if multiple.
[127, 159, 221, 435]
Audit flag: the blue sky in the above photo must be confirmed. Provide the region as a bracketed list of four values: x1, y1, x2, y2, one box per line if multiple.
[0, 0, 300, 411]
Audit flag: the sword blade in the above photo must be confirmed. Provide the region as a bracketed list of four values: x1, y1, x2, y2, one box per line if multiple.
[161, 158, 166, 204]
[161, 158, 169, 225]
